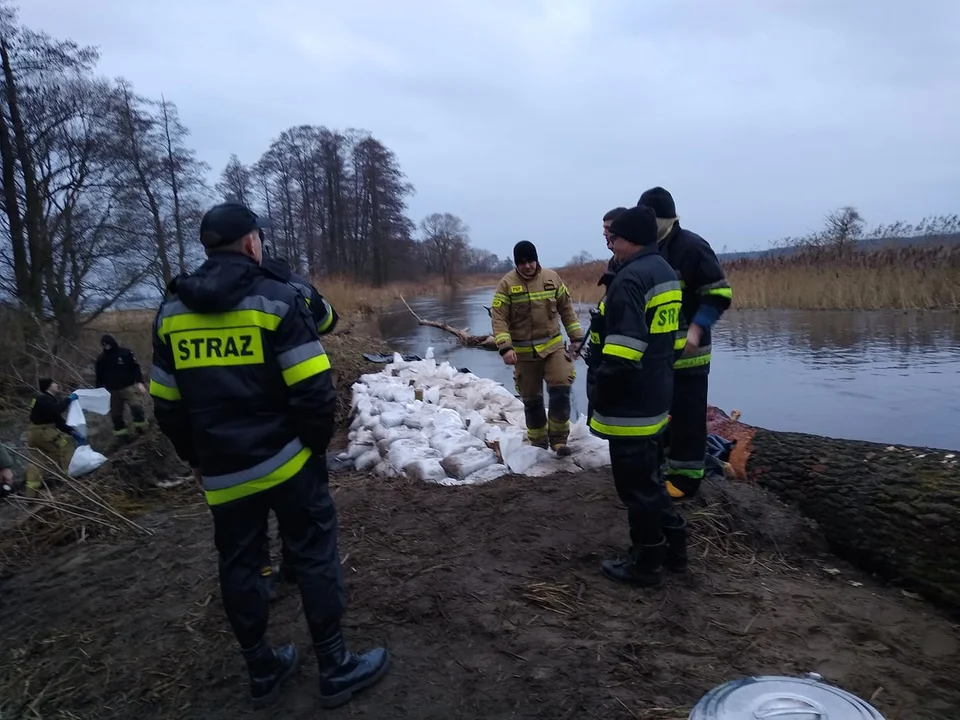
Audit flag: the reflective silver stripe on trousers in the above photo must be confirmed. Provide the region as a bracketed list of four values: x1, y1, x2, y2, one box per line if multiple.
[203, 437, 306, 490]
[157, 294, 290, 326]
[591, 411, 669, 428]
[697, 280, 731, 294]
[149, 365, 178, 388]
[604, 334, 648, 353]
[644, 280, 682, 305]
[276, 340, 326, 370]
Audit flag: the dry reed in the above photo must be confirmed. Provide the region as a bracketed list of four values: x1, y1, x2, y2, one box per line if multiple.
[555, 244, 960, 311]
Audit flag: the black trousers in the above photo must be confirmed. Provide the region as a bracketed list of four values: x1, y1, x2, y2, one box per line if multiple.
[609, 437, 682, 547]
[210, 455, 347, 650]
[664, 372, 709, 498]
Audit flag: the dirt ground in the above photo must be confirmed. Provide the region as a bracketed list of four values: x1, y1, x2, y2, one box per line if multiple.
[2, 461, 959, 719]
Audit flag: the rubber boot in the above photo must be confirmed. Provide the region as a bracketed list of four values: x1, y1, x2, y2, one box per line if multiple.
[315, 624, 390, 709]
[662, 520, 688, 573]
[601, 539, 667, 588]
[552, 443, 572, 458]
[241, 639, 299, 708]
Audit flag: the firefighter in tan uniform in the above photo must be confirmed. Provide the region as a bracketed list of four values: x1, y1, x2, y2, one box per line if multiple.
[25, 378, 85, 495]
[492, 241, 584, 456]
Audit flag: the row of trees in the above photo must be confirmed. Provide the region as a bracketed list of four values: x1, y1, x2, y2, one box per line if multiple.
[0, 3, 507, 337]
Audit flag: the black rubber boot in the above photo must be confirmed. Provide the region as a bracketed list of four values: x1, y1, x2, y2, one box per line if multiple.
[601, 539, 667, 588]
[241, 640, 299, 708]
[663, 520, 688, 573]
[315, 625, 390, 709]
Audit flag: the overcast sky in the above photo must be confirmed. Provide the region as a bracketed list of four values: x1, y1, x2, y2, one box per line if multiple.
[21, 0, 960, 266]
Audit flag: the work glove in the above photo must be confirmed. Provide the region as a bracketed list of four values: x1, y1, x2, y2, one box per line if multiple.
[71, 431, 88, 446]
[68, 393, 79, 401]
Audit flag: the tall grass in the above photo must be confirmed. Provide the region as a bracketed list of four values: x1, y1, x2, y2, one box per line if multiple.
[555, 245, 960, 311]
[725, 244, 960, 310]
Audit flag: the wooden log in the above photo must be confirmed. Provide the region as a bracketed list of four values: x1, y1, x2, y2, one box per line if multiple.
[397, 295, 498, 350]
[707, 406, 960, 610]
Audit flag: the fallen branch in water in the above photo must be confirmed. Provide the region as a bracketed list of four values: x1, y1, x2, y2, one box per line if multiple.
[396, 294, 498, 350]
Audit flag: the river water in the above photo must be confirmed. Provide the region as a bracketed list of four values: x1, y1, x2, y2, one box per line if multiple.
[367, 288, 960, 451]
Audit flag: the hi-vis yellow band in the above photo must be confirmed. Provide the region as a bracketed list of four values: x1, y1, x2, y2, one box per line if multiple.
[172, 328, 265, 369]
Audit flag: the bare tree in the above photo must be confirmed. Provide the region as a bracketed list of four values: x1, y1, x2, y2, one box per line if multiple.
[215, 153, 251, 206]
[421, 212, 469, 285]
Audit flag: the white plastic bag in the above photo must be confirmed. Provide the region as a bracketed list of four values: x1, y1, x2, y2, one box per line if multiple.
[68, 444, 108, 477]
[65, 400, 87, 438]
[73, 388, 112, 416]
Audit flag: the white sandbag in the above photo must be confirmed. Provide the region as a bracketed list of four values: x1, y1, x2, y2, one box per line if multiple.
[441, 446, 499, 480]
[504, 445, 552, 474]
[525, 457, 575, 477]
[423, 386, 441, 405]
[572, 447, 611, 470]
[355, 449, 381, 472]
[429, 428, 486, 458]
[65, 400, 87, 438]
[379, 408, 406, 428]
[405, 458, 449, 483]
[346, 442, 375, 460]
[68, 444, 108, 477]
[387, 439, 441, 473]
[74, 387, 112, 416]
[373, 460, 400, 478]
[462, 463, 511, 485]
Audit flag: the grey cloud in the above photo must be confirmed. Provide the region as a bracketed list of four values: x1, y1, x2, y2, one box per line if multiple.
[20, 0, 960, 266]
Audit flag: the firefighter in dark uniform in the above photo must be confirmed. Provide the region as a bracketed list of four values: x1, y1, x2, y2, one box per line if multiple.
[584, 207, 628, 421]
[149, 202, 388, 708]
[638, 187, 733, 500]
[95, 333, 149, 440]
[588, 205, 687, 587]
[258, 243, 340, 593]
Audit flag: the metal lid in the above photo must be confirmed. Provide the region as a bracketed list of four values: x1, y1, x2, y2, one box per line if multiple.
[689, 675, 886, 720]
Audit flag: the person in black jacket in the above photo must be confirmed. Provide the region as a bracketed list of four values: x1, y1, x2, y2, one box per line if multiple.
[258, 244, 340, 593]
[261, 244, 339, 336]
[25, 378, 85, 495]
[95, 334, 148, 439]
[149, 202, 388, 709]
[588, 205, 687, 588]
[638, 187, 733, 500]
[584, 207, 628, 422]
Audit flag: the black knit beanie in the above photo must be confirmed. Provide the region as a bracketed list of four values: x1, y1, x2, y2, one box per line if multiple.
[637, 186, 677, 219]
[609, 205, 659, 247]
[38, 377, 53, 393]
[513, 241, 538, 265]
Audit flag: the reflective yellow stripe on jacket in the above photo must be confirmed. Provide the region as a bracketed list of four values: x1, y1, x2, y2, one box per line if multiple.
[203, 438, 313, 506]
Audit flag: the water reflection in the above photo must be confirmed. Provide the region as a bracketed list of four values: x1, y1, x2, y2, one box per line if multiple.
[371, 289, 960, 451]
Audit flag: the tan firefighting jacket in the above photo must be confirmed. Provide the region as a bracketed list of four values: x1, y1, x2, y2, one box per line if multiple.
[491, 267, 584, 359]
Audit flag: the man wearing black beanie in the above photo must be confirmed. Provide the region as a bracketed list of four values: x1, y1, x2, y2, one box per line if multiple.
[588, 205, 687, 587]
[637, 187, 732, 500]
[491, 241, 585, 455]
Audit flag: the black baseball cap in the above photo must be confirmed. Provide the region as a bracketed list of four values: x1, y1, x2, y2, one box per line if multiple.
[199, 202, 271, 249]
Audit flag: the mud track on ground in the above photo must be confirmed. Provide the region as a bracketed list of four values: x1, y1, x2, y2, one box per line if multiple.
[2, 468, 959, 719]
